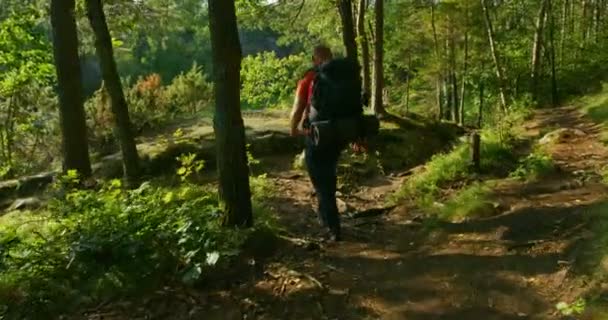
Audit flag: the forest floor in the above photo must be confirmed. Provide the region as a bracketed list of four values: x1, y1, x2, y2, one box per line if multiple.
[85, 105, 608, 320]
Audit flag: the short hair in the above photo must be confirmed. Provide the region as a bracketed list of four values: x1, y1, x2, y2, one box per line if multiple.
[313, 45, 333, 61]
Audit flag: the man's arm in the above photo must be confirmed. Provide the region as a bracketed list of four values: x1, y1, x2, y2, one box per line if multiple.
[290, 94, 307, 136]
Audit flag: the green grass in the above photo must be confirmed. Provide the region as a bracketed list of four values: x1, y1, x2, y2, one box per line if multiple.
[437, 182, 497, 220]
[391, 128, 517, 206]
[578, 82, 608, 143]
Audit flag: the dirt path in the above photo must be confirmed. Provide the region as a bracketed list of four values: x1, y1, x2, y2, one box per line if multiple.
[211, 105, 606, 320]
[87, 106, 608, 320]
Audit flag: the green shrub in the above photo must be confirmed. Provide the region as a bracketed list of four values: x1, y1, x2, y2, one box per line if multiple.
[509, 148, 555, 181]
[163, 63, 213, 115]
[0, 169, 273, 318]
[241, 52, 308, 109]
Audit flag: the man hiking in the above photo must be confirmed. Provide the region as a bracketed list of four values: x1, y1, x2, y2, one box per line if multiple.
[290, 45, 367, 242]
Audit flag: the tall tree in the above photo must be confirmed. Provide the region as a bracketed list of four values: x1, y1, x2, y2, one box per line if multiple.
[480, 0, 508, 112]
[338, 0, 358, 61]
[208, 0, 253, 227]
[372, 0, 386, 115]
[431, 3, 443, 119]
[86, 0, 141, 184]
[548, 0, 559, 106]
[357, 0, 372, 97]
[50, 0, 92, 178]
[531, 0, 549, 102]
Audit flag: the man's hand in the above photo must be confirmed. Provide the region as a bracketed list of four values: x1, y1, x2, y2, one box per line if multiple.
[291, 127, 310, 137]
[351, 140, 368, 154]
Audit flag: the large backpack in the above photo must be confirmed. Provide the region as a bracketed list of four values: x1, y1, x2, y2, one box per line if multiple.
[308, 58, 378, 147]
[309, 58, 363, 121]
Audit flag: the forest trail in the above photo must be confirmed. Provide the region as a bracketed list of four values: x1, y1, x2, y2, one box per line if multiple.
[89, 106, 608, 320]
[227, 105, 608, 320]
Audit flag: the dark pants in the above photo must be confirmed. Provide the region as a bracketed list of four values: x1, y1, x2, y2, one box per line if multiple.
[305, 137, 343, 236]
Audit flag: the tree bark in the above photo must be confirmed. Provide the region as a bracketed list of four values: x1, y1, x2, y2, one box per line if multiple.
[478, 80, 484, 129]
[460, 14, 469, 126]
[431, 4, 443, 119]
[86, 0, 141, 184]
[208, 0, 253, 227]
[405, 55, 412, 114]
[548, 0, 559, 106]
[480, 0, 508, 112]
[339, 0, 358, 61]
[449, 34, 459, 123]
[50, 0, 92, 178]
[559, 0, 569, 65]
[531, 0, 549, 102]
[357, 0, 371, 97]
[372, 0, 386, 115]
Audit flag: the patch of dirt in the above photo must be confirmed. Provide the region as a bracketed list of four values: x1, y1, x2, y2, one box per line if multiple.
[82, 106, 608, 320]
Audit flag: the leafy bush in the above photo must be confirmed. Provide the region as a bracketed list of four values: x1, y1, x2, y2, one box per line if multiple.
[241, 52, 308, 109]
[0, 167, 273, 318]
[509, 148, 555, 181]
[163, 63, 213, 115]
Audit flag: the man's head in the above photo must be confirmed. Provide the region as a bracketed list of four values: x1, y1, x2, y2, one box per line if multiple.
[313, 45, 332, 66]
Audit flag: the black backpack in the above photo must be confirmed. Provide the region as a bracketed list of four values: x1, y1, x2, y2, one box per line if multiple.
[309, 57, 363, 121]
[307, 58, 378, 147]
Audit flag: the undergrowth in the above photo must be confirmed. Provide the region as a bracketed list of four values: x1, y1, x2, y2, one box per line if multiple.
[391, 129, 517, 206]
[0, 156, 275, 319]
[509, 147, 555, 181]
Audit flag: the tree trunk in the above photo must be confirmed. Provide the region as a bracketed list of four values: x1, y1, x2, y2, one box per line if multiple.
[357, 0, 371, 97]
[372, 0, 386, 115]
[460, 15, 469, 126]
[480, 0, 508, 112]
[449, 34, 459, 123]
[548, 0, 559, 106]
[531, 0, 549, 102]
[50, 0, 92, 178]
[405, 55, 412, 114]
[478, 80, 484, 129]
[431, 4, 443, 119]
[208, 0, 253, 227]
[339, 0, 358, 61]
[559, 0, 569, 65]
[86, 0, 141, 184]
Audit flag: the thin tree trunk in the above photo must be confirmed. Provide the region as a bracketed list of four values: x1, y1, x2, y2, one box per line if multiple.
[559, 0, 569, 65]
[431, 3, 443, 119]
[449, 33, 459, 123]
[339, 0, 358, 61]
[531, 0, 549, 102]
[208, 0, 253, 227]
[50, 0, 92, 178]
[480, 0, 508, 112]
[86, 0, 141, 184]
[478, 80, 484, 129]
[548, 0, 559, 106]
[405, 55, 412, 114]
[460, 21, 469, 126]
[372, 0, 386, 115]
[594, 0, 601, 42]
[357, 0, 371, 97]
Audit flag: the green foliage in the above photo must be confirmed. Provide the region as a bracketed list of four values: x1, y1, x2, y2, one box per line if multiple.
[392, 129, 516, 206]
[0, 172, 272, 318]
[437, 182, 497, 220]
[556, 298, 587, 316]
[241, 52, 308, 108]
[0, 7, 57, 177]
[509, 148, 555, 181]
[176, 153, 205, 181]
[121, 66, 213, 133]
